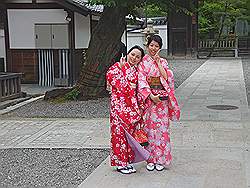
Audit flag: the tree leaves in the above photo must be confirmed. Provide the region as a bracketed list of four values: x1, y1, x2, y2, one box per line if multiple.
[199, 0, 250, 39]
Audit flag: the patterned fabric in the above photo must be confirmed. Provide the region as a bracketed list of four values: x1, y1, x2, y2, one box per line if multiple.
[106, 62, 142, 167]
[138, 54, 180, 166]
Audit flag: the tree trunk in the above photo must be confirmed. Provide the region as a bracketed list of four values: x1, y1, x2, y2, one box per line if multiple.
[76, 6, 128, 99]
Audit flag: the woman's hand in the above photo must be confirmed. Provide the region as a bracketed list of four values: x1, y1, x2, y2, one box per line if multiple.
[149, 93, 161, 104]
[106, 82, 112, 93]
[119, 53, 126, 68]
[153, 50, 161, 63]
[154, 50, 168, 80]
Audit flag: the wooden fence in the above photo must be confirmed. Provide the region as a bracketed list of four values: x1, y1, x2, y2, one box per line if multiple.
[198, 38, 238, 57]
[0, 73, 22, 102]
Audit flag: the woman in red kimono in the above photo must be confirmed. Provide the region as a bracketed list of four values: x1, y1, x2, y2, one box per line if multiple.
[138, 35, 180, 171]
[106, 45, 145, 174]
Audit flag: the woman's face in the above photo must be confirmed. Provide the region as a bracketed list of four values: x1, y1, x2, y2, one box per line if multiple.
[127, 49, 142, 66]
[147, 40, 160, 56]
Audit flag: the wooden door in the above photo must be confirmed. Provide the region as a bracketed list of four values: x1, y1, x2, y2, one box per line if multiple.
[173, 31, 186, 56]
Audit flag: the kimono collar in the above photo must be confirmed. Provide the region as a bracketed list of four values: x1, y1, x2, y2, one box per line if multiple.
[124, 62, 138, 70]
[145, 54, 157, 64]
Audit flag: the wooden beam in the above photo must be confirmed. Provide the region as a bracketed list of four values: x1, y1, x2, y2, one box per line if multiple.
[1, 5, 11, 72]
[68, 11, 76, 85]
[5, 1, 90, 16]
[6, 3, 62, 9]
[90, 13, 93, 35]
[194, 0, 198, 56]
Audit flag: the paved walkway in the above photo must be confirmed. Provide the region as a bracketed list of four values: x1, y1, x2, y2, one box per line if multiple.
[80, 58, 250, 188]
[0, 118, 110, 149]
[0, 58, 249, 188]
[177, 58, 249, 121]
[21, 84, 60, 96]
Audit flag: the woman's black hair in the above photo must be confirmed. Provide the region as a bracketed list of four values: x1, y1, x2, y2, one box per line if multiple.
[147, 35, 163, 48]
[127, 45, 145, 59]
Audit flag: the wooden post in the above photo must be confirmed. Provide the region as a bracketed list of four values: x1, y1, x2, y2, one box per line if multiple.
[235, 37, 238, 57]
[68, 11, 76, 86]
[167, 14, 173, 57]
[1, 4, 11, 72]
[0, 80, 2, 102]
[17, 75, 21, 96]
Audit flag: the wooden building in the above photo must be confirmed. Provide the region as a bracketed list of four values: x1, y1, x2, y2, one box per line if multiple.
[0, 0, 101, 86]
[168, 0, 198, 58]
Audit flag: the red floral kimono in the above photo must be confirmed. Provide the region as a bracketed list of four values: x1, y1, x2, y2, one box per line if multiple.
[106, 62, 141, 167]
[138, 54, 180, 166]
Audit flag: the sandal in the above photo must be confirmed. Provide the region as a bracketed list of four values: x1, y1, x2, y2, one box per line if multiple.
[128, 164, 136, 173]
[155, 164, 164, 171]
[146, 163, 155, 171]
[117, 166, 131, 174]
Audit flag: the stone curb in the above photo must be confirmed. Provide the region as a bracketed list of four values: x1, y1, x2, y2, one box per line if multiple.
[0, 95, 44, 115]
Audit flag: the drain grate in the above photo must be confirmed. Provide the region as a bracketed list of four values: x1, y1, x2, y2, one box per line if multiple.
[206, 105, 239, 110]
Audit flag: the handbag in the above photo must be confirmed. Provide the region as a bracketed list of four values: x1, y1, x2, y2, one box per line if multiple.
[133, 129, 149, 147]
[159, 96, 169, 100]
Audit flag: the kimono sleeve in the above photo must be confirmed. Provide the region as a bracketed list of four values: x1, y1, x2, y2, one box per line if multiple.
[138, 62, 151, 101]
[166, 67, 180, 121]
[161, 58, 169, 70]
[106, 63, 132, 94]
[161, 58, 175, 92]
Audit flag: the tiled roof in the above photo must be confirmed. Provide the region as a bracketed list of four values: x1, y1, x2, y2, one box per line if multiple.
[143, 17, 167, 25]
[72, 0, 104, 13]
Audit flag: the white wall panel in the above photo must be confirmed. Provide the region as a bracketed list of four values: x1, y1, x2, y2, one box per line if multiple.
[75, 12, 90, 49]
[8, 9, 68, 48]
[155, 25, 168, 50]
[122, 25, 168, 53]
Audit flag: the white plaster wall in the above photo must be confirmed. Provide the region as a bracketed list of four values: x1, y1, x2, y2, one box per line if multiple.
[121, 32, 126, 48]
[0, 29, 6, 71]
[122, 24, 168, 53]
[74, 12, 90, 49]
[155, 25, 168, 50]
[122, 32, 145, 52]
[8, 9, 69, 48]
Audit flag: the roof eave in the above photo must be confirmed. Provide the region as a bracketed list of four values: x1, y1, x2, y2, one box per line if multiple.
[55, 0, 90, 16]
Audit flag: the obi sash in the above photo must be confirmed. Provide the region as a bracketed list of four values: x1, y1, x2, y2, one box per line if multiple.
[147, 76, 164, 90]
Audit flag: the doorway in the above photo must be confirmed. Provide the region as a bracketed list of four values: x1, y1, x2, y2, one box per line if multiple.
[172, 31, 186, 56]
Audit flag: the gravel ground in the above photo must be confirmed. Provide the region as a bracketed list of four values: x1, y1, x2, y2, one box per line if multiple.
[1, 59, 206, 119]
[242, 57, 250, 106]
[0, 148, 109, 188]
[1, 97, 111, 119]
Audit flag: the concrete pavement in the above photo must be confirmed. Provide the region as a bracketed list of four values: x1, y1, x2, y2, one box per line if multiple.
[0, 58, 249, 187]
[79, 58, 250, 188]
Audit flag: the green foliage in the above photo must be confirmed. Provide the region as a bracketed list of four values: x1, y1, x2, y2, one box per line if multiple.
[88, 0, 187, 18]
[199, 0, 250, 39]
[144, 4, 167, 17]
[65, 88, 80, 101]
[239, 0, 250, 21]
[49, 96, 67, 104]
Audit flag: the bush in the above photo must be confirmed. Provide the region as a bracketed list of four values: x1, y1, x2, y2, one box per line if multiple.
[65, 88, 80, 101]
